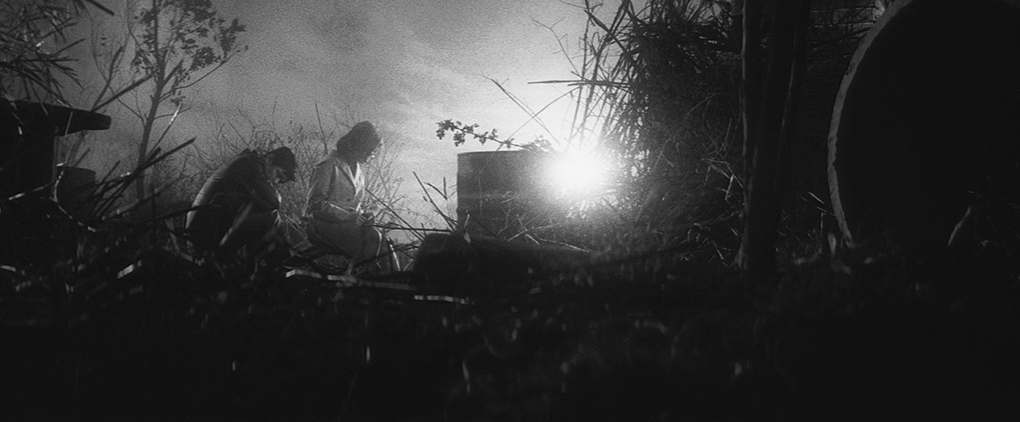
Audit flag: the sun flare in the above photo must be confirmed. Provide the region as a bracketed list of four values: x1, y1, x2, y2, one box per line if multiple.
[545, 152, 610, 200]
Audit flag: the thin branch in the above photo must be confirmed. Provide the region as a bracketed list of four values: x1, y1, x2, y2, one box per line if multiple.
[414, 172, 459, 232]
[174, 60, 228, 91]
[91, 72, 152, 112]
[152, 102, 184, 150]
[488, 77, 559, 145]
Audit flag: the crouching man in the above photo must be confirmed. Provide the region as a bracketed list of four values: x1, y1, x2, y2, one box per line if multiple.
[185, 147, 297, 265]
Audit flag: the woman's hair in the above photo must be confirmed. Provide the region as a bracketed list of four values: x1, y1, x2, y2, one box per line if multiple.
[335, 121, 381, 157]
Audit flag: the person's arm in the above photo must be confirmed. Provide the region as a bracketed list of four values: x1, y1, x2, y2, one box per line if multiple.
[234, 155, 281, 212]
[307, 159, 358, 222]
[238, 180, 280, 216]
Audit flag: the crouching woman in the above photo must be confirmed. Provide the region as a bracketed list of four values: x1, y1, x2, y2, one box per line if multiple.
[304, 121, 399, 274]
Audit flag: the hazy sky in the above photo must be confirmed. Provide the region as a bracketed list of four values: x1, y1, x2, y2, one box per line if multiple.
[75, 0, 596, 223]
[209, 0, 589, 181]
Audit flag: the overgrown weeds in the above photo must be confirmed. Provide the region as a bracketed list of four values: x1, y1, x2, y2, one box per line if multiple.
[3, 130, 1019, 421]
[3, 1, 1020, 421]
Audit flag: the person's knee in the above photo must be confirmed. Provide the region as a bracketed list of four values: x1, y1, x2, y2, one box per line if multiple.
[223, 212, 274, 247]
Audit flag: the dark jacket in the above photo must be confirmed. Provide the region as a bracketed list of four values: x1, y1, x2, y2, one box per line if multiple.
[186, 150, 280, 254]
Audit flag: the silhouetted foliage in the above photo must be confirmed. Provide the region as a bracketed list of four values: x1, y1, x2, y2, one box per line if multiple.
[1, 0, 112, 102]
[92, 0, 246, 199]
[3, 1, 1020, 421]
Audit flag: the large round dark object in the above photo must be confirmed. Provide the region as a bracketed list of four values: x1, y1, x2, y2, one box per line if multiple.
[828, 0, 1020, 257]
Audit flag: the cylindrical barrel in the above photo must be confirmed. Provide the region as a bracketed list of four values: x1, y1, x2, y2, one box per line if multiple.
[457, 151, 550, 237]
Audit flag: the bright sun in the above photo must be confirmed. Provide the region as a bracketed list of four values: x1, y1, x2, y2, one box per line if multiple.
[545, 152, 610, 200]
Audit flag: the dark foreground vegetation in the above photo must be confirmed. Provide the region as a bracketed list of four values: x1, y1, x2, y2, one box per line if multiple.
[4, 0, 1020, 421]
[3, 183, 1019, 421]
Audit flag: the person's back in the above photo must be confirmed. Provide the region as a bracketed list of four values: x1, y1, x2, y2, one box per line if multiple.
[186, 148, 293, 261]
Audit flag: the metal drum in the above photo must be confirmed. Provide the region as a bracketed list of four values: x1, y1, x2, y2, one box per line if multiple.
[456, 150, 551, 238]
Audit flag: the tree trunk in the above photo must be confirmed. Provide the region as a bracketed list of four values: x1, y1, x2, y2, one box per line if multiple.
[740, 0, 762, 176]
[776, 0, 811, 197]
[736, 0, 811, 282]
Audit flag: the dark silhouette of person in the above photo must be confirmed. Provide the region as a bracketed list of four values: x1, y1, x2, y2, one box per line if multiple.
[185, 147, 297, 263]
[304, 121, 399, 274]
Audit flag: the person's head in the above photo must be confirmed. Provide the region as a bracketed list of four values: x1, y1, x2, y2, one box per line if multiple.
[264, 146, 297, 184]
[335, 121, 382, 163]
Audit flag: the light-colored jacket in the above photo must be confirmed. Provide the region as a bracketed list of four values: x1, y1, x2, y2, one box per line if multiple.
[305, 153, 364, 222]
